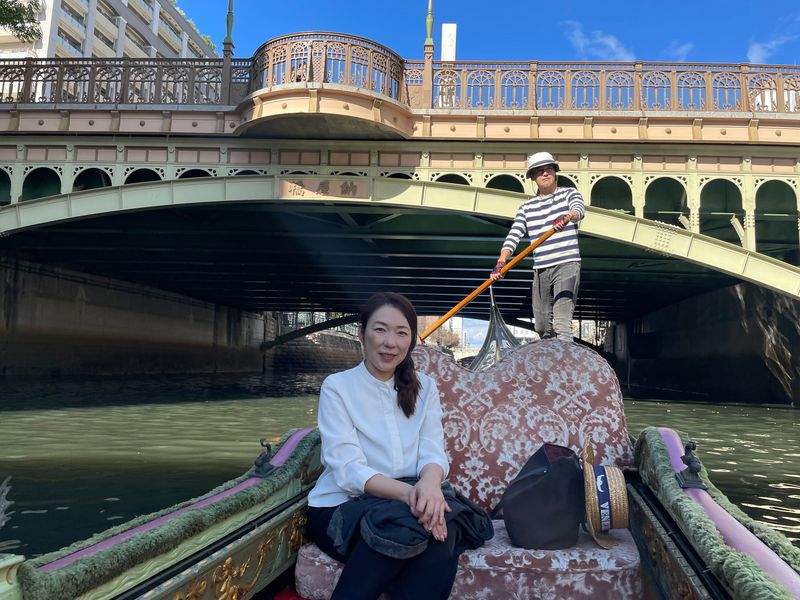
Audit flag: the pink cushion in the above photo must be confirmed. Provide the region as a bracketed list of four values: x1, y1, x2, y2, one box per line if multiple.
[295, 521, 642, 600]
[413, 341, 634, 511]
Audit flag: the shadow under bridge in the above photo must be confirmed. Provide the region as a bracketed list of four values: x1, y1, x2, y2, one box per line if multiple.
[1, 176, 798, 323]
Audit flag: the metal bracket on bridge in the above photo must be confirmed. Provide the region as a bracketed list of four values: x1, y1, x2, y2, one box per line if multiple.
[675, 440, 708, 490]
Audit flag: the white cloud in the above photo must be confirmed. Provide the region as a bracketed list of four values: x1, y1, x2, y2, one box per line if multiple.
[747, 35, 795, 64]
[662, 41, 693, 62]
[461, 318, 489, 347]
[563, 21, 635, 62]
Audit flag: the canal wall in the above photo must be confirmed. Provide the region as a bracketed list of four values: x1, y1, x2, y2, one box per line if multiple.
[609, 282, 800, 405]
[267, 331, 362, 372]
[0, 257, 270, 378]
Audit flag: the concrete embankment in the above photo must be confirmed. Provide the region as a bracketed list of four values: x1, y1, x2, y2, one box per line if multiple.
[267, 332, 362, 373]
[609, 282, 800, 405]
[0, 257, 270, 378]
[0, 257, 363, 380]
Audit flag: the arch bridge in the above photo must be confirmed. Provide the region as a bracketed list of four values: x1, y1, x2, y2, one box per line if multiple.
[1, 176, 798, 323]
[1, 26, 799, 324]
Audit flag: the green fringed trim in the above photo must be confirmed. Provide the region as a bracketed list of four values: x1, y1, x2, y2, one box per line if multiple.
[634, 426, 798, 600]
[16, 428, 321, 600]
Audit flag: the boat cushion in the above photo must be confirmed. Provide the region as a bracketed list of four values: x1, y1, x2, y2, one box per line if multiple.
[413, 341, 634, 512]
[295, 520, 643, 599]
[296, 341, 640, 598]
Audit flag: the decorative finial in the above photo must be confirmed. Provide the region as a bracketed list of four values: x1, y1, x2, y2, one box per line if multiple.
[223, 0, 234, 54]
[425, 0, 434, 47]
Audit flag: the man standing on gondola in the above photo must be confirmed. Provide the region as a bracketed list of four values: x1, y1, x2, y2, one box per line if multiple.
[490, 152, 585, 342]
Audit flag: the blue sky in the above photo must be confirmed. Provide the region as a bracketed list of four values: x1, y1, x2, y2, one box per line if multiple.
[190, 1, 800, 65]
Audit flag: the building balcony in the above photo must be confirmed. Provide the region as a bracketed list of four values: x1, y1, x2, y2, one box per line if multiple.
[158, 19, 182, 52]
[56, 34, 83, 57]
[123, 38, 148, 59]
[91, 37, 115, 58]
[128, 0, 154, 24]
[94, 10, 119, 37]
[62, 0, 89, 16]
[59, 11, 87, 39]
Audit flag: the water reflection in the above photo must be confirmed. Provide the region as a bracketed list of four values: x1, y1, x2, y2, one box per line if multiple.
[625, 399, 800, 544]
[0, 377, 797, 558]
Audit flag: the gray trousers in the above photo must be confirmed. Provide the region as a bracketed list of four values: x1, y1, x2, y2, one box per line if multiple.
[532, 261, 581, 341]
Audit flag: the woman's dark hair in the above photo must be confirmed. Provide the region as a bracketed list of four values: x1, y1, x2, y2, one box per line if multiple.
[359, 292, 421, 417]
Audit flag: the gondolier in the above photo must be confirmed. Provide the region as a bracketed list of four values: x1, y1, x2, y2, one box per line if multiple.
[490, 151, 585, 342]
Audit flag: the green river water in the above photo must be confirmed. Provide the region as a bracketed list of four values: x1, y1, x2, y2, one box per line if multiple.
[0, 372, 797, 557]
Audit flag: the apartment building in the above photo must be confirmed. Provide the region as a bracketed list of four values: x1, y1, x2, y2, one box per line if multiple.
[0, 0, 217, 59]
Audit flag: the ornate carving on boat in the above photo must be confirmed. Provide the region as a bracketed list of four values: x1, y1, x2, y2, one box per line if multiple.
[172, 577, 207, 600]
[211, 535, 274, 600]
[628, 488, 710, 600]
[300, 460, 324, 485]
[288, 511, 308, 553]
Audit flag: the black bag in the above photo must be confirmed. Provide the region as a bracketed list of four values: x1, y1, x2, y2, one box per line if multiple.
[491, 443, 585, 549]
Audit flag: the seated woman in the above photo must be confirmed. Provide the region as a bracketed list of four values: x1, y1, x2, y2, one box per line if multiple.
[306, 292, 491, 600]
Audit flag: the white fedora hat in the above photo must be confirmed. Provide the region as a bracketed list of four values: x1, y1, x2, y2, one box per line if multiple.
[526, 152, 560, 178]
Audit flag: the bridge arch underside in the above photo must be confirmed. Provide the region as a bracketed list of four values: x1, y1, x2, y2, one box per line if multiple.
[2, 179, 796, 323]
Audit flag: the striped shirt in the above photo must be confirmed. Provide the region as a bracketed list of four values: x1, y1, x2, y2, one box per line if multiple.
[502, 187, 585, 270]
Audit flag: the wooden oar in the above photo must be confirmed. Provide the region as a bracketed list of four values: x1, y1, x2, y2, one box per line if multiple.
[419, 227, 556, 342]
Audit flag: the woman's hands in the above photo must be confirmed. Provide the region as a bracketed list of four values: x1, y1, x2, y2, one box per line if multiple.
[409, 466, 451, 542]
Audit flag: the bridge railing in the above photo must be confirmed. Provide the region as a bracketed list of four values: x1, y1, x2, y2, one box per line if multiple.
[3, 42, 800, 114]
[0, 57, 231, 105]
[422, 61, 800, 112]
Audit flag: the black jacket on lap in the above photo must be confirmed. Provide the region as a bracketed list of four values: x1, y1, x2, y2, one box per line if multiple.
[327, 478, 494, 559]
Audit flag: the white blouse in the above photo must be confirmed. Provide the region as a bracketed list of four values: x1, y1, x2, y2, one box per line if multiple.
[308, 361, 449, 507]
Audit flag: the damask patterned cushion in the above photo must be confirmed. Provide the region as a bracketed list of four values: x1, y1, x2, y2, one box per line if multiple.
[413, 341, 634, 512]
[295, 341, 640, 598]
[295, 521, 643, 600]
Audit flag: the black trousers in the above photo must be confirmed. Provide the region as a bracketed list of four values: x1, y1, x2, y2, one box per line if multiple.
[307, 505, 460, 600]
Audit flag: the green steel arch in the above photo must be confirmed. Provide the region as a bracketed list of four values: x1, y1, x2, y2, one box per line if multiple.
[1, 176, 798, 300]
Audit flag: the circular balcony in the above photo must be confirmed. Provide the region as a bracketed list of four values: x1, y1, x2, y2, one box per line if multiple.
[236, 32, 414, 139]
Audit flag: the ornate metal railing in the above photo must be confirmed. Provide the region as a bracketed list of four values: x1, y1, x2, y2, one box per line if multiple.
[0, 58, 228, 105]
[424, 61, 800, 112]
[2, 37, 800, 114]
[248, 32, 405, 101]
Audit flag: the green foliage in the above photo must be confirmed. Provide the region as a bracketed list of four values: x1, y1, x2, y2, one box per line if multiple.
[200, 34, 216, 52]
[0, 0, 41, 42]
[161, 0, 216, 53]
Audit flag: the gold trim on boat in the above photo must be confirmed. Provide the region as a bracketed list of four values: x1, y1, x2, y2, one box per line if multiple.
[172, 577, 207, 600]
[300, 461, 324, 485]
[210, 532, 279, 600]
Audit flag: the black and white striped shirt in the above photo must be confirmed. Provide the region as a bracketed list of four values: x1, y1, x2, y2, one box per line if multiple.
[501, 187, 585, 269]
